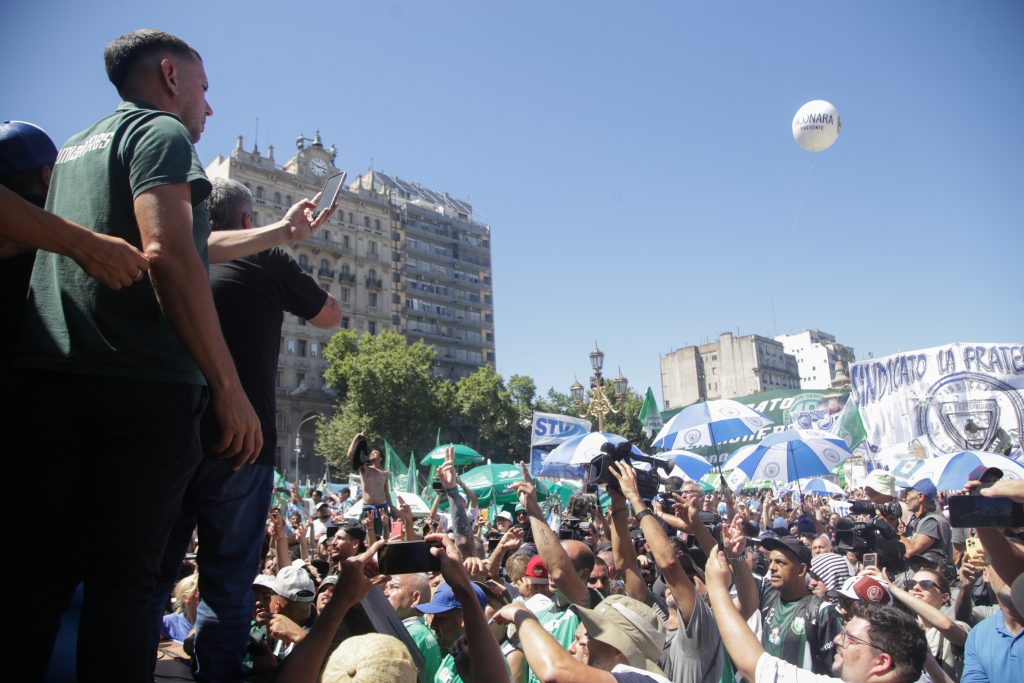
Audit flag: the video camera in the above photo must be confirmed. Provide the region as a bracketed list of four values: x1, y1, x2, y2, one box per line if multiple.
[849, 499, 903, 521]
[583, 439, 672, 500]
[834, 516, 905, 572]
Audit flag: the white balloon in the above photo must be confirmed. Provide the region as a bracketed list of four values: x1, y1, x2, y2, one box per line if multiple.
[792, 100, 841, 152]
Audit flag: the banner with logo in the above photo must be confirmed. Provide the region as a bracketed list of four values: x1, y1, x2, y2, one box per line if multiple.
[531, 411, 592, 446]
[850, 342, 1023, 461]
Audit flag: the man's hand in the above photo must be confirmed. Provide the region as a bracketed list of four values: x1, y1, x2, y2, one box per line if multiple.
[333, 539, 385, 608]
[426, 532, 474, 594]
[669, 492, 702, 533]
[72, 231, 151, 290]
[491, 602, 532, 625]
[499, 527, 525, 553]
[704, 545, 733, 592]
[211, 385, 263, 469]
[397, 495, 413, 522]
[268, 614, 307, 645]
[967, 479, 1024, 503]
[609, 461, 642, 503]
[283, 193, 337, 242]
[463, 557, 489, 578]
[960, 557, 984, 586]
[723, 515, 747, 558]
[510, 461, 541, 515]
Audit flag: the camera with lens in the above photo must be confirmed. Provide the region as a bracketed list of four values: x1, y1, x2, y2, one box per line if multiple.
[558, 516, 592, 541]
[834, 515, 905, 572]
[583, 439, 672, 499]
[849, 499, 902, 520]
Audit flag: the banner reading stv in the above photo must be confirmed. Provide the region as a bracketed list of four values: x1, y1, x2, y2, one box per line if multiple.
[531, 411, 592, 446]
[850, 342, 1023, 458]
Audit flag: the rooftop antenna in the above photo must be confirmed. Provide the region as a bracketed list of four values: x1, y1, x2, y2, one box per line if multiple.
[253, 116, 260, 154]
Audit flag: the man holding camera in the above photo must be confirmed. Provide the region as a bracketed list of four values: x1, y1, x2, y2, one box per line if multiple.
[900, 480, 953, 575]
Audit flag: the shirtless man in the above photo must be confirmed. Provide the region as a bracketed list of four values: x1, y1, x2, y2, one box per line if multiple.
[347, 432, 396, 536]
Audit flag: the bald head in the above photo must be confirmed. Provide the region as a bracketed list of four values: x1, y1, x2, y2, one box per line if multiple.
[561, 540, 595, 582]
[384, 572, 432, 618]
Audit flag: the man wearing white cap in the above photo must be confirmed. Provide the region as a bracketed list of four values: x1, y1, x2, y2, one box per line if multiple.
[494, 594, 671, 682]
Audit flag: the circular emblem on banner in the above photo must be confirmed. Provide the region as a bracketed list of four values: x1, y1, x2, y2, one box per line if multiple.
[747, 417, 764, 428]
[866, 585, 884, 603]
[720, 406, 739, 417]
[684, 429, 702, 446]
[764, 462, 781, 478]
[822, 448, 840, 463]
[918, 372, 1024, 455]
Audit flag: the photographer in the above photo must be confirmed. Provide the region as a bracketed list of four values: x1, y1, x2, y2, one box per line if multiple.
[900, 480, 953, 575]
[610, 461, 735, 683]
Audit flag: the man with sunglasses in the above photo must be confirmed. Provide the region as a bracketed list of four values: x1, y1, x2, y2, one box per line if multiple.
[706, 546, 929, 683]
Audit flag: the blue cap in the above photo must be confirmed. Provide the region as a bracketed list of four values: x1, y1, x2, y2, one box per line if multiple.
[0, 121, 58, 173]
[414, 582, 488, 615]
[912, 478, 937, 501]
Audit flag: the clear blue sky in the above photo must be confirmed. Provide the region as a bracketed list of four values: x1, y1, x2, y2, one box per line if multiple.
[4, 1, 1022, 404]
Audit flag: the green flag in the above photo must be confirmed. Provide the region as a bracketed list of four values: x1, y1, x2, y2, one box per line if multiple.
[832, 399, 867, 449]
[385, 440, 409, 499]
[406, 452, 417, 494]
[638, 387, 663, 438]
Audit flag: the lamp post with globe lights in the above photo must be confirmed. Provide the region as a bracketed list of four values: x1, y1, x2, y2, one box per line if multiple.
[570, 343, 628, 432]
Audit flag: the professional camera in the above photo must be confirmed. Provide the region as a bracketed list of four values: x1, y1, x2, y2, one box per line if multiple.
[583, 439, 672, 499]
[834, 516, 905, 572]
[849, 499, 903, 521]
[558, 516, 592, 541]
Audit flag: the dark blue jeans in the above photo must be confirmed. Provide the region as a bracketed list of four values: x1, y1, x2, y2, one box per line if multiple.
[11, 371, 205, 683]
[151, 459, 274, 683]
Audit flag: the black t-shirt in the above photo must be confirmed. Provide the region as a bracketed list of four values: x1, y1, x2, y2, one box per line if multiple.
[199, 247, 327, 466]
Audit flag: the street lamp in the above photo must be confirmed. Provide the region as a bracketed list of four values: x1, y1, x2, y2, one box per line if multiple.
[294, 413, 322, 482]
[571, 342, 628, 432]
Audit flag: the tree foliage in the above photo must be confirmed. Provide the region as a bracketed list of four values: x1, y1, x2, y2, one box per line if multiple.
[316, 330, 451, 474]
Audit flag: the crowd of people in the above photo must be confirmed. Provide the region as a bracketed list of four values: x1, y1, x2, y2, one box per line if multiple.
[2, 27, 1021, 683]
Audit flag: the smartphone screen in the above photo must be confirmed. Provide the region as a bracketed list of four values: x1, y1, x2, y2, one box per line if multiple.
[377, 540, 442, 575]
[311, 171, 347, 220]
[948, 495, 1024, 528]
[862, 552, 878, 568]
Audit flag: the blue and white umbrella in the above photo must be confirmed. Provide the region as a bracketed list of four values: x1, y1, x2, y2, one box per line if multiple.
[652, 449, 714, 482]
[546, 432, 645, 466]
[652, 399, 773, 453]
[722, 429, 853, 485]
[800, 478, 846, 496]
[907, 450, 1024, 491]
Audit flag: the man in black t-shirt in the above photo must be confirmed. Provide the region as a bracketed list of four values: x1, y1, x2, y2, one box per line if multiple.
[150, 177, 340, 683]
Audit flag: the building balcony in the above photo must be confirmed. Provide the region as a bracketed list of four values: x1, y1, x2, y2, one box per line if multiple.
[366, 277, 383, 289]
[299, 262, 313, 274]
[317, 267, 335, 279]
[338, 271, 356, 284]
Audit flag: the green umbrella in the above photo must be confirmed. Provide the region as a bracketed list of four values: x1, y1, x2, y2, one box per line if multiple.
[420, 443, 485, 466]
[459, 463, 548, 506]
[545, 480, 580, 507]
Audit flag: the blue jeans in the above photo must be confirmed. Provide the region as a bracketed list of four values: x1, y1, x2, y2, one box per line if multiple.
[151, 459, 273, 683]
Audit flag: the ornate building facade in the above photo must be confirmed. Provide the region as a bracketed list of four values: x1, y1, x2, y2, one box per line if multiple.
[205, 133, 494, 478]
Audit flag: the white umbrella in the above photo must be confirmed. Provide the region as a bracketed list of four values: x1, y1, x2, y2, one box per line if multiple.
[652, 399, 773, 461]
[722, 428, 853, 485]
[905, 450, 1024, 491]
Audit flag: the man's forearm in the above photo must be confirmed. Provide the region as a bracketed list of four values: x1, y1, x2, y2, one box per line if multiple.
[453, 583, 508, 683]
[527, 504, 587, 604]
[610, 499, 646, 601]
[635, 500, 697, 622]
[514, 610, 580, 683]
[207, 220, 293, 263]
[274, 594, 355, 683]
[708, 576, 764, 682]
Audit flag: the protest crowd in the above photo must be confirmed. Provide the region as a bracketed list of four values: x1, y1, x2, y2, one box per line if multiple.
[2, 27, 1022, 683]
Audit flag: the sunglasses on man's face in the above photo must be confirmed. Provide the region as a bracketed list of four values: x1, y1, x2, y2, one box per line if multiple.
[903, 579, 939, 591]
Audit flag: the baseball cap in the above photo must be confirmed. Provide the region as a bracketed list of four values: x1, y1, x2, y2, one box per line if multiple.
[863, 470, 897, 498]
[414, 582, 487, 615]
[911, 479, 937, 501]
[827, 574, 893, 606]
[274, 565, 316, 602]
[761, 536, 812, 566]
[321, 633, 416, 683]
[570, 595, 667, 673]
[317, 575, 338, 596]
[0, 120, 58, 173]
[525, 554, 549, 584]
[252, 574, 276, 592]
[496, 510, 514, 523]
[968, 465, 1003, 483]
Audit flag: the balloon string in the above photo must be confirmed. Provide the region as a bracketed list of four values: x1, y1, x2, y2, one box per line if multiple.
[768, 157, 815, 336]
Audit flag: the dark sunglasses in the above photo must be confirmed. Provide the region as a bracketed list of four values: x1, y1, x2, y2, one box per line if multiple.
[903, 579, 939, 591]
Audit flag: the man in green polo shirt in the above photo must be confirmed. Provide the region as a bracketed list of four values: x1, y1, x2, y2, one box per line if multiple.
[13, 29, 262, 682]
[385, 572, 442, 682]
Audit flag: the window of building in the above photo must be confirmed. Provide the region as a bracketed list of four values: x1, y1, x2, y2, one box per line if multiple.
[275, 413, 287, 430]
[274, 192, 281, 205]
[340, 288, 350, 303]
[369, 292, 378, 309]
[310, 341, 319, 358]
[364, 216, 370, 227]
[347, 212, 353, 223]
[296, 372, 305, 387]
[368, 321, 377, 335]
[323, 230, 331, 241]
[369, 241, 378, 255]
[297, 339, 307, 357]
[341, 316, 349, 329]
[286, 339, 296, 354]
[286, 194, 293, 205]
[343, 235, 350, 248]
[253, 211, 259, 224]
[368, 268, 377, 280]
[374, 218, 381, 230]
[298, 254, 309, 268]
[256, 186, 264, 199]
[320, 258, 330, 270]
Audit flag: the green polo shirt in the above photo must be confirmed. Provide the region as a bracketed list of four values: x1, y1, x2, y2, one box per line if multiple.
[19, 100, 212, 385]
[403, 616, 441, 683]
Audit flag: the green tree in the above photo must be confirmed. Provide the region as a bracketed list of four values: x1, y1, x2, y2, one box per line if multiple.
[452, 365, 515, 461]
[316, 330, 451, 475]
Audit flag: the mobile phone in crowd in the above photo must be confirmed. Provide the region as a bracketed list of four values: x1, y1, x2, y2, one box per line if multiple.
[311, 171, 347, 220]
[377, 540, 442, 575]
[948, 495, 1024, 528]
[862, 552, 878, 568]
